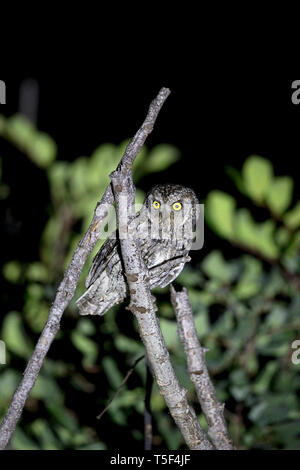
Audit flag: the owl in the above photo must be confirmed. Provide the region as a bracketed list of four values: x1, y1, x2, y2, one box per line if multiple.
[76, 184, 199, 316]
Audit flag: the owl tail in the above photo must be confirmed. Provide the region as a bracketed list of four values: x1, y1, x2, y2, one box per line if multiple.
[76, 277, 124, 316]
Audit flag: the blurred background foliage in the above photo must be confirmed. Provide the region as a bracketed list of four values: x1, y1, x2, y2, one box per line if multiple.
[0, 112, 300, 450]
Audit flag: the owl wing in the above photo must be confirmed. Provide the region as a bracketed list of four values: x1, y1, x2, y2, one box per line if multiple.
[85, 211, 143, 289]
[85, 234, 118, 288]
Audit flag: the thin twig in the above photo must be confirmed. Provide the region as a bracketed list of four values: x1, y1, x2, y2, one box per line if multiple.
[97, 355, 145, 420]
[110, 148, 214, 450]
[170, 285, 234, 450]
[0, 87, 171, 450]
[232, 240, 300, 290]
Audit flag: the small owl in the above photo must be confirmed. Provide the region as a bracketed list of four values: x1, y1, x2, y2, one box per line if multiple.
[76, 184, 199, 316]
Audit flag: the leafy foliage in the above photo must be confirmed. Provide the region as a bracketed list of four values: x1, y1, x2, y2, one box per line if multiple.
[202, 155, 300, 449]
[0, 115, 300, 450]
[0, 114, 179, 450]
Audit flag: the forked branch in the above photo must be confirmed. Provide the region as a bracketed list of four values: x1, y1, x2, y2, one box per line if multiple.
[171, 285, 234, 450]
[110, 155, 214, 450]
[0, 87, 171, 450]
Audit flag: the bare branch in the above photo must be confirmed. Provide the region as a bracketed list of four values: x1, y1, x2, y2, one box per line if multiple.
[170, 285, 234, 450]
[97, 355, 145, 420]
[0, 87, 171, 450]
[110, 164, 214, 450]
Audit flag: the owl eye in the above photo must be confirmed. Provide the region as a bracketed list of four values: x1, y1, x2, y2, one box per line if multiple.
[153, 200, 161, 210]
[173, 202, 182, 211]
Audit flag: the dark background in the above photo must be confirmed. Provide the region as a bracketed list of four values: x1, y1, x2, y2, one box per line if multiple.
[1, 76, 299, 265]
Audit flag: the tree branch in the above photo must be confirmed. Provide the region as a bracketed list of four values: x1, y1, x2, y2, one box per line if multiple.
[170, 285, 234, 450]
[97, 355, 145, 421]
[110, 162, 214, 450]
[0, 87, 171, 450]
[231, 240, 300, 291]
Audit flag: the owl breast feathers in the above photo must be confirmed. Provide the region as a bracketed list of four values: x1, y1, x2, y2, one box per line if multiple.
[76, 184, 199, 316]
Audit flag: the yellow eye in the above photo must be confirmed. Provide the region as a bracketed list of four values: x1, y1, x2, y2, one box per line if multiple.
[173, 202, 182, 211]
[153, 201, 161, 210]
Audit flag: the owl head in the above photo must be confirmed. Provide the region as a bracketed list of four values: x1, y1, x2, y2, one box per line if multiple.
[139, 184, 199, 241]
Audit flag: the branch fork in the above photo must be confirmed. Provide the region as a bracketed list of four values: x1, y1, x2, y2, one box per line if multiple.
[0, 87, 232, 451]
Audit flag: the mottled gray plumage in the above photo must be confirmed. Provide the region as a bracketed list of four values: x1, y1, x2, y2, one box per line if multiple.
[76, 184, 199, 316]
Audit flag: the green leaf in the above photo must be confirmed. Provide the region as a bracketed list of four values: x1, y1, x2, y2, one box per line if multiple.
[176, 265, 203, 287]
[48, 161, 69, 201]
[144, 144, 180, 173]
[263, 269, 289, 298]
[157, 415, 183, 449]
[25, 262, 49, 282]
[2, 311, 33, 358]
[194, 311, 210, 338]
[234, 209, 258, 249]
[230, 385, 250, 401]
[69, 157, 89, 201]
[273, 421, 300, 450]
[275, 227, 291, 248]
[11, 427, 40, 450]
[46, 403, 78, 432]
[202, 251, 237, 283]
[88, 143, 122, 193]
[249, 394, 298, 426]
[284, 202, 300, 229]
[114, 335, 144, 354]
[234, 256, 262, 300]
[160, 319, 179, 350]
[23, 284, 49, 333]
[29, 133, 57, 168]
[77, 318, 96, 336]
[30, 419, 60, 450]
[102, 356, 123, 389]
[229, 370, 250, 401]
[71, 331, 98, 366]
[256, 220, 279, 259]
[256, 331, 292, 357]
[78, 442, 107, 450]
[248, 401, 268, 423]
[266, 177, 293, 215]
[252, 362, 278, 395]
[212, 310, 235, 336]
[31, 374, 64, 405]
[242, 156, 273, 203]
[205, 191, 236, 240]
[41, 216, 62, 266]
[151, 386, 165, 412]
[6, 114, 35, 149]
[2, 261, 22, 283]
[265, 306, 287, 329]
[0, 370, 21, 399]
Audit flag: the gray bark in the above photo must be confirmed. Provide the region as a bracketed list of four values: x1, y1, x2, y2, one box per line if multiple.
[0, 87, 171, 450]
[110, 165, 214, 450]
[170, 286, 234, 450]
